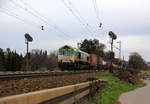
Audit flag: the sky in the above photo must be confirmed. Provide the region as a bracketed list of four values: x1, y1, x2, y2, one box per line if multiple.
[0, 0, 150, 61]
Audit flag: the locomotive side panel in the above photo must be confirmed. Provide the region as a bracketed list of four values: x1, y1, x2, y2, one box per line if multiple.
[97, 56, 103, 66]
[75, 50, 90, 64]
[90, 54, 98, 66]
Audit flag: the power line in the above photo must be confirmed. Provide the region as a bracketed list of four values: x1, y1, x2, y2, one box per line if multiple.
[12, 0, 101, 39]
[27, 6, 73, 39]
[63, 0, 103, 38]
[9, 0, 48, 25]
[61, 0, 94, 37]
[92, 0, 101, 21]
[9, 0, 72, 40]
[66, 0, 98, 33]
[0, 7, 70, 41]
[92, 0, 103, 30]
[22, 0, 72, 39]
[0, 8, 40, 28]
[19, 0, 42, 17]
[0, 8, 74, 41]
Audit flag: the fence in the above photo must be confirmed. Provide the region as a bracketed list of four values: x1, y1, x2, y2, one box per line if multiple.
[0, 80, 106, 104]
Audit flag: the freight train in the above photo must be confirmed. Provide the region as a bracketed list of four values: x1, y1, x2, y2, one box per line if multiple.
[58, 45, 113, 71]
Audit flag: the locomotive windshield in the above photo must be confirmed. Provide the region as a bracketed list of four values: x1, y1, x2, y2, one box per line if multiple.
[59, 50, 74, 55]
[59, 50, 65, 55]
[59, 45, 76, 55]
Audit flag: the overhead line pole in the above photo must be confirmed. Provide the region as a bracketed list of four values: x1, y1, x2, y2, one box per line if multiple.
[24, 33, 33, 71]
[111, 38, 114, 53]
[113, 40, 121, 59]
[117, 41, 121, 59]
[108, 31, 117, 73]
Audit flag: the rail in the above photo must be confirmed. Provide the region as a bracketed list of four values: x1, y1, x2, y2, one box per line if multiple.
[0, 70, 100, 79]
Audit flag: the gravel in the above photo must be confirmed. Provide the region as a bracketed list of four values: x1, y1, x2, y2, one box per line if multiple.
[0, 72, 105, 98]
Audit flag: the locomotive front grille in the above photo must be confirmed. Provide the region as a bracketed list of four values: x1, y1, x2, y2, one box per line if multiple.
[58, 55, 75, 63]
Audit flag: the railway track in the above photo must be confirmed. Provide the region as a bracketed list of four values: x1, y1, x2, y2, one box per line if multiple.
[0, 70, 100, 80]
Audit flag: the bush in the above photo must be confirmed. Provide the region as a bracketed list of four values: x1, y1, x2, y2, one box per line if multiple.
[116, 70, 139, 84]
[127, 68, 140, 76]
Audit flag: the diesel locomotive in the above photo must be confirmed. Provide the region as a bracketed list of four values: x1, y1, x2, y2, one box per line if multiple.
[58, 45, 108, 70]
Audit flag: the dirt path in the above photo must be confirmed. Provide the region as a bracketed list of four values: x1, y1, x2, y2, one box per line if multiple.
[119, 80, 150, 104]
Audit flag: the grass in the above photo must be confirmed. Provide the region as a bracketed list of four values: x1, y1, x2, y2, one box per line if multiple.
[82, 74, 145, 104]
[141, 70, 150, 74]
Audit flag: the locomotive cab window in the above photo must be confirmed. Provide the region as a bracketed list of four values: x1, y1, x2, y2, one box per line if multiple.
[78, 52, 81, 59]
[59, 51, 65, 55]
[66, 50, 74, 55]
[87, 56, 89, 61]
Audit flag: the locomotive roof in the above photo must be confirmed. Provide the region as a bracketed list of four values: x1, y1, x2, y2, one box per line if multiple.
[59, 45, 89, 56]
[59, 45, 76, 51]
[77, 49, 89, 56]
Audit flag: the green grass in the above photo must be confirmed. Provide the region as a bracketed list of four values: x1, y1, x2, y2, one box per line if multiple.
[141, 70, 150, 74]
[84, 74, 145, 104]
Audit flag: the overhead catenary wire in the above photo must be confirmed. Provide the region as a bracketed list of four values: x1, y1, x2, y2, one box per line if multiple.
[12, 0, 101, 39]
[19, 0, 43, 17]
[0, 9, 70, 42]
[92, 0, 103, 29]
[0, 8, 40, 28]
[90, 0, 105, 41]
[92, 0, 101, 21]
[65, 0, 98, 33]
[19, 1, 73, 39]
[61, 0, 95, 37]
[9, 0, 72, 40]
[9, 0, 45, 25]
[19, 0, 71, 38]
[63, 0, 103, 38]
[0, 8, 72, 41]
[0, 9, 70, 41]
[9, 0, 53, 27]
[2, 0, 104, 40]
